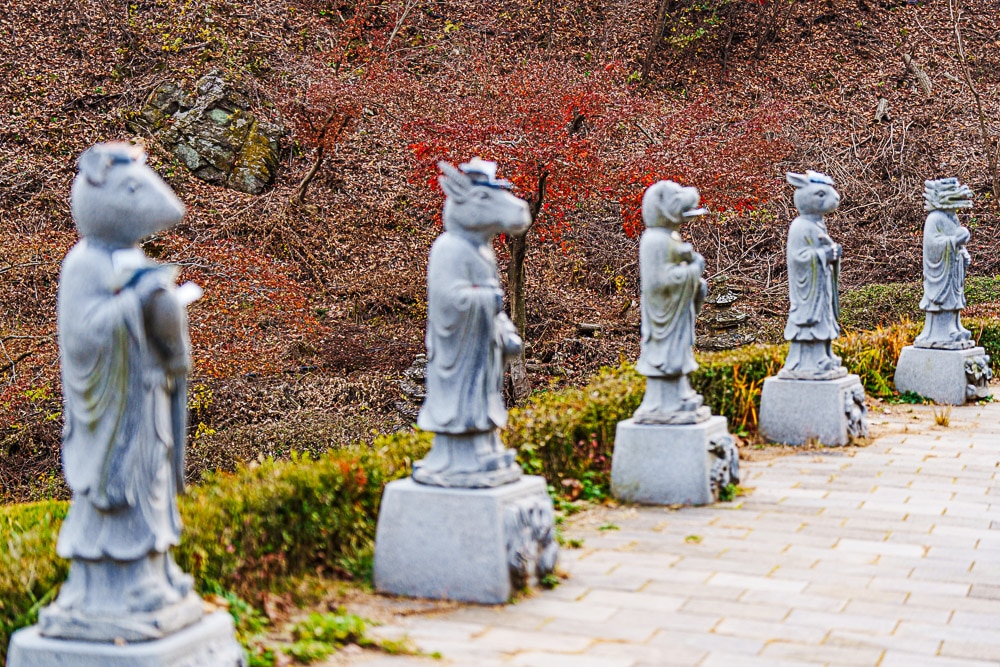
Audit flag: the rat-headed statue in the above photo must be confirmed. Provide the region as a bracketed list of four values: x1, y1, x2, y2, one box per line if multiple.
[413, 159, 531, 488]
[39, 143, 209, 643]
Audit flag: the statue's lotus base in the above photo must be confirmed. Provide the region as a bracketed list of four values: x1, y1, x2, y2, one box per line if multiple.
[374, 476, 558, 604]
[894, 345, 990, 405]
[759, 374, 868, 446]
[38, 592, 203, 643]
[611, 416, 733, 506]
[7, 611, 246, 667]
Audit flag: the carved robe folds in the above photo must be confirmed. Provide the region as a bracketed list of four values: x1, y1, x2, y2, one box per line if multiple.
[636, 228, 705, 379]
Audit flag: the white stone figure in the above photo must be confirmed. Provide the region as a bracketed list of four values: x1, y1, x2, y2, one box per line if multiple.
[7, 143, 244, 667]
[915, 177, 974, 349]
[374, 159, 557, 604]
[779, 170, 847, 380]
[413, 159, 531, 488]
[633, 180, 710, 424]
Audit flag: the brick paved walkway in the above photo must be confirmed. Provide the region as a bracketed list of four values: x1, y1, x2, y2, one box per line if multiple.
[347, 402, 1000, 666]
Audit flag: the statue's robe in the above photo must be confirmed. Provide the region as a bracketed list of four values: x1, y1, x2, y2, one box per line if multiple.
[784, 216, 840, 342]
[418, 232, 509, 433]
[56, 240, 181, 562]
[920, 210, 968, 312]
[636, 228, 705, 377]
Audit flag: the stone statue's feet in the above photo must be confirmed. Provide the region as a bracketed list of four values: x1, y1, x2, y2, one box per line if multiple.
[38, 591, 204, 642]
[633, 405, 711, 425]
[777, 365, 848, 381]
[412, 447, 523, 488]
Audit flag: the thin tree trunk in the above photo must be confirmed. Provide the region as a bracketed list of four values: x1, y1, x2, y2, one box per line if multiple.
[641, 0, 671, 81]
[292, 113, 350, 206]
[506, 171, 547, 403]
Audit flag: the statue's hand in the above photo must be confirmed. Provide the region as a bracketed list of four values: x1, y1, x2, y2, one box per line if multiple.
[827, 243, 842, 263]
[133, 267, 171, 304]
[956, 227, 971, 244]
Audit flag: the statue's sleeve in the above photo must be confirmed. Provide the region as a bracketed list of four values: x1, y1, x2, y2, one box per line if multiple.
[786, 219, 827, 326]
[419, 237, 497, 431]
[921, 212, 958, 308]
[59, 248, 147, 510]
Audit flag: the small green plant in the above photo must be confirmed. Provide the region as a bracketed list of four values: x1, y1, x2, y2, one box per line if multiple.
[894, 390, 930, 405]
[717, 483, 738, 502]
[684, 534, 703, 544]
[284, 610, 372, 663]
[540, 573, 561, 589]
[598, 523, 620, 531]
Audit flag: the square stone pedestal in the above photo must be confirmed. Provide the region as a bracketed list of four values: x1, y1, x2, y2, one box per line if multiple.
[894, 345, 990, 405]
[759, 374, 867, 446]
[7, 611, 246, 667]
[611, 416, 729, 506]
[374, 476, 558, 604]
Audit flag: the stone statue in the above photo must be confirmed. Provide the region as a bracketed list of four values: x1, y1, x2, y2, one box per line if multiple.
[40, 143, 205, 642]
[413, 159, 531, 488]
[633, 180, 710, 424]
[779, 171, 847, 380]
[915, 177, 974, 349]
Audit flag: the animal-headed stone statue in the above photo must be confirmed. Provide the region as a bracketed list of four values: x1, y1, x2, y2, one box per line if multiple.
[413, 158, 531, 488]
[915, 177, 974, 349]
[633, 180, 710, 424]
[40, 142, 204, 642]
[779, 170, 846, 380]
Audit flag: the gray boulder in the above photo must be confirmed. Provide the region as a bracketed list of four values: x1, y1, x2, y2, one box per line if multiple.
[133, 73, 283, 194]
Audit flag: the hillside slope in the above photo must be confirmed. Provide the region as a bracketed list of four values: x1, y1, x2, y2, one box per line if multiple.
[1, 0, 998, 501]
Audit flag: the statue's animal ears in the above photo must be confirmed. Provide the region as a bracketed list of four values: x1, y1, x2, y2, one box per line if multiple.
[786, 172, 809, 189]
[77, 142, 146, 187]
[438, 160, 473, 203]
[787, 170, 834, 188]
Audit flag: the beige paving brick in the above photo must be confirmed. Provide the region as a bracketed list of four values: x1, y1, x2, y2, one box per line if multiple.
[580, 588, 685, 613]
[759, 641, 883, 665]
[544, 615, 659, 643]
[587, 639, 707, 666]
[473, 627, 595, 653]
[511, 652, 634, 667]
[879, 651, 998, 667]
[680, 597, 790, 622]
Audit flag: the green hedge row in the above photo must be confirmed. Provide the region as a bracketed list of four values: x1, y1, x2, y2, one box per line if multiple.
[4, 316, 1000, 659]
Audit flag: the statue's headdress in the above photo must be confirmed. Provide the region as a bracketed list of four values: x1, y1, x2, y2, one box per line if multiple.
[924, 178, 973, 212]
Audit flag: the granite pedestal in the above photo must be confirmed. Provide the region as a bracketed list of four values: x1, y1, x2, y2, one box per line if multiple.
[894, 345, 990, 405]
[759, 374, 867, 446]
[611, 416, 730, 506]
[7, 611, 246, 667]
[374, 475, 557, 604]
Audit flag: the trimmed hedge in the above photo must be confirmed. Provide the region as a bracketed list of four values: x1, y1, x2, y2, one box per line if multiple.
[4, 316, 1000, 659]
[0, 432, 431, 661]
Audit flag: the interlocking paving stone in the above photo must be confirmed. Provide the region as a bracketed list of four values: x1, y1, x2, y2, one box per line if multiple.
[342, 403, 1000, 666]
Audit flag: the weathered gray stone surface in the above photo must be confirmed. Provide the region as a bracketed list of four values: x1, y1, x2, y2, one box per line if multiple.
[759, 374, 868, 446]
[632, 180, 710, 424]
[374, 476, 557, 604]
[7, 143, 240, 665]
[779, 171, 847, 381]
[8, 612, 245, 667]
[915, 178, 975, 350]
[611, 416, 737, 505]
[413, 159, 530, 489]
[46, 143, 201, 642]
[895, 345, 991, 405]
[133, 73, 283, 194]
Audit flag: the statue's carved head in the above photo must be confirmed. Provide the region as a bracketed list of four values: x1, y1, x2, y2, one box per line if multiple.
[71, 142, 186, 247]
[924, 177, 973, 212]
[438, 159, 531, 238]
[642, 180, 707, 230]
[787, 170, 840, 217]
